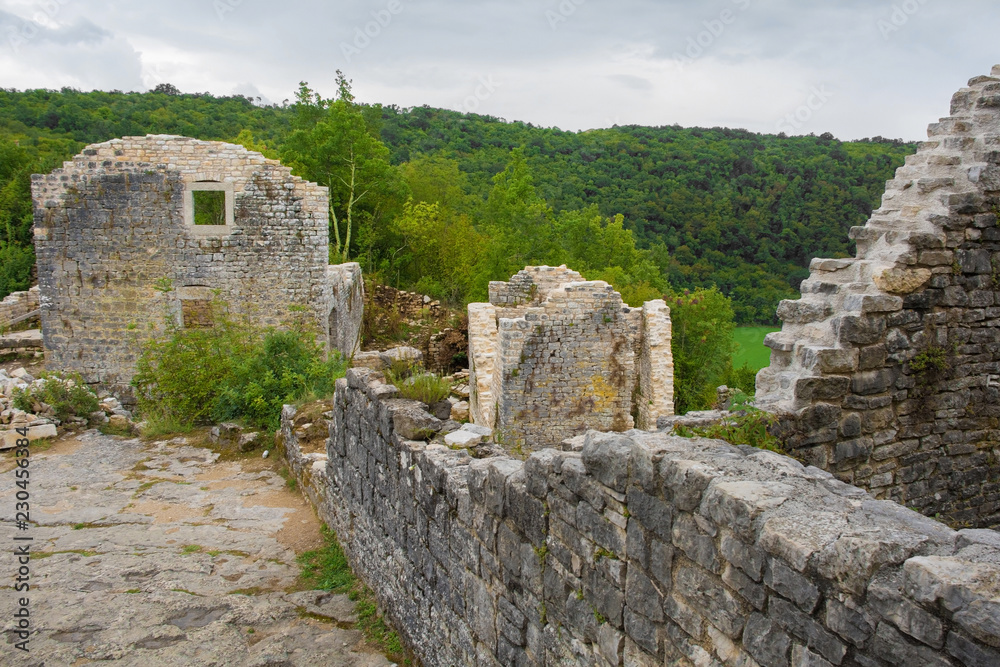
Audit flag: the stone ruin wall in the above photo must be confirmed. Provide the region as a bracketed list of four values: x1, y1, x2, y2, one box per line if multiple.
[756, 67, 1000, 530]
[0, 286, 39, 326]
[270, 68, 1000, 667]
[280, 368, 1000, 667]
[327, 262, 364, 359]
[366, 282, 467, 373]
[468, 266, 674, 449]
[370, 281, 447, 322]
[30, 135, 362, 394]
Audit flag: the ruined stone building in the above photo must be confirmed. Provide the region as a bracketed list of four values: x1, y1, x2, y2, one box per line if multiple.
[275, 68, 1000, 667]
[468, 266, 674, 448]
[756, 67, 1000, 530]
[30, 135, 363, 396]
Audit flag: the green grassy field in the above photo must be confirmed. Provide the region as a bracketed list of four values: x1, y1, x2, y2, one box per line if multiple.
[732, 326, 780, 371]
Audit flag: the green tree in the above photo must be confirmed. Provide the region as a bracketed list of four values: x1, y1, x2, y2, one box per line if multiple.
[281, 73, 407, 264]
[555, 206, 669, 306]
[391, 200, 481, 302]
[231, 128, 279, 160]
[669, 287, 736, 413]
[469, 149, 559, 299]
[0, 135, 77, 298]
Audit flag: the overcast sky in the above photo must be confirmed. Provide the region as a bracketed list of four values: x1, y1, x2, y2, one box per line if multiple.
[0, 0, 996, 141]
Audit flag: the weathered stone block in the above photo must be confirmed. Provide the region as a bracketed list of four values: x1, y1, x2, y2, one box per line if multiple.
[868, 579, 945, 649]
[675, 565, 747, 639]
[765, 560, 820, 613]
[743, 613, 792, 667]
[824, 598, 876, 648]
[794, 376, 851, 401]
[582, 432, 632, 493]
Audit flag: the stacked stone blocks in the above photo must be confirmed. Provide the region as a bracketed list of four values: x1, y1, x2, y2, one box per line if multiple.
[0, 286, 39, 326]
[282, 367, 1000, 666]
[757, 68, 1000, 529]
[469, 266, 674, 449]
[30, 135, 361, 394]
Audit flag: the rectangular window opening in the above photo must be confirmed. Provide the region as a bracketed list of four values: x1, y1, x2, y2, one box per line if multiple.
[193, 190, 227, 226]
[184, 181, 234, 232]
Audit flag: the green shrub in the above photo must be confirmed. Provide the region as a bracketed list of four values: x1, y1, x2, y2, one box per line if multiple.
[384, 362, 451, 405]
[669, 287, 737, 413]
[12, 372, 99, 421]
[724, 362, 758, 395]
[133, 304, 346, 432]
[673, 393, 782, 453]
[910, 346, 949, 374]
[213, 330, 345, 429]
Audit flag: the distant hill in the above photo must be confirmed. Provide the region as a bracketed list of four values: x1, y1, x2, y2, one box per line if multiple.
[0, 87, 914, 322]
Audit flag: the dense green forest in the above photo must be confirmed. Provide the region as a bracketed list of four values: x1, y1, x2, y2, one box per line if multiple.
[0, 82, 915, 326]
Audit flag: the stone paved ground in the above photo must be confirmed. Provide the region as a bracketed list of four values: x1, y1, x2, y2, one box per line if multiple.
[0, 430, 395, 666]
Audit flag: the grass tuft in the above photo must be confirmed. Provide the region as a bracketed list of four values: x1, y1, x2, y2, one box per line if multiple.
[296, 525, 410, 663]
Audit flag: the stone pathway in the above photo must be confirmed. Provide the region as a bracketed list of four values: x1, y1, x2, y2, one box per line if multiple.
[0, 430, 395, 666]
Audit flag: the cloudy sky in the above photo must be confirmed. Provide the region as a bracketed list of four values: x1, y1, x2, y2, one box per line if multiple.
[0, 0, 996, 141]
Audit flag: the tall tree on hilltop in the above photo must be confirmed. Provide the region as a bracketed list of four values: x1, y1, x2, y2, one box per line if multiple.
[281, 71, 407, 264]
[468, 149, 561, 299]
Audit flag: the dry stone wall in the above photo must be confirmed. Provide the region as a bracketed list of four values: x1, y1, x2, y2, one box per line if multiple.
[31, 135, 360, 394]
[756, 67, 1000, 530]
[282, 368, 1000, 667]
[469, 266, 674, 449]
[0, 286, 39, 326]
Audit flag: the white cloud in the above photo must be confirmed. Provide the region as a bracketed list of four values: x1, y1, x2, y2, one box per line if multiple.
[0, 0, 997, 140]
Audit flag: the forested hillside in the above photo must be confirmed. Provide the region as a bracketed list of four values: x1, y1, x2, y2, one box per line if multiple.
[0, 84, 915, 324]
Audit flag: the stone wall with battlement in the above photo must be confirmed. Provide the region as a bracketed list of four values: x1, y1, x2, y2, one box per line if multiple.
[31, 135, 360, 393]
[755, 67, 1000, 530]
[469, 266, 674, 449]
[279, 368, 1000, 666]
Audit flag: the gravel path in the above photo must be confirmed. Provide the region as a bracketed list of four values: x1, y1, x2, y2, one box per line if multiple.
[0, 430, 394, 666]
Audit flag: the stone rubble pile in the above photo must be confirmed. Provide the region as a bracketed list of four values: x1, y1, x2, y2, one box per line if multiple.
[0, 367, 136, 448]
[209, 422, 263, 452]
[0, 368, 62, 448]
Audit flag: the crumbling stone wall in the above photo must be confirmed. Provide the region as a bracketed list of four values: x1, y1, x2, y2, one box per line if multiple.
[0, 286, 39, 326]
[370, 282, 446, 321]
[326, 262, 364, 358]
[31, 135, 361, 393]
[469, 266, 674, 449]
[284, 368, 1000, 666]
[757, 67, 1000, 530]
[426, 327, 468, 374]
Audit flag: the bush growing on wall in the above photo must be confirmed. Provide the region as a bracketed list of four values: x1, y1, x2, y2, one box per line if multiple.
[133, 305, 345, 432]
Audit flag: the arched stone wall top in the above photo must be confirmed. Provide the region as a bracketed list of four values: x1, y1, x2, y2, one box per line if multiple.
[40, 135, 326, 199]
